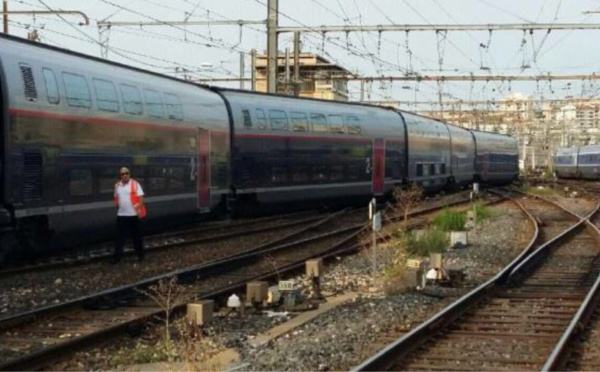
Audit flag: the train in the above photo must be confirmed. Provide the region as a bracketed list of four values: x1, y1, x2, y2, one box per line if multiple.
[555, 145, 600, 179]
[0, 33, 519, 261]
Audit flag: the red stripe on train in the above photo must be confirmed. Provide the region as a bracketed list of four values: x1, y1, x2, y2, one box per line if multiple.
[9, 108, 199, 133]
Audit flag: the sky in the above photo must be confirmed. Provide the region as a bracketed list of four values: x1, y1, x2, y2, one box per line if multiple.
[7, 0, 600, 110]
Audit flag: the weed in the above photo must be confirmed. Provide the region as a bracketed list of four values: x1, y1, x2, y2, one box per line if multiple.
[433, 209, 466, 231]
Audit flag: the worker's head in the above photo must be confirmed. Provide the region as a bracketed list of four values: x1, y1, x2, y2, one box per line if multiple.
[119, 167, 131, 183]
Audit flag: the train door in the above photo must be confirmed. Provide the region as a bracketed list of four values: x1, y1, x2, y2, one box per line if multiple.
[372, 139, 385, 195]
[197, 129, 211, 210]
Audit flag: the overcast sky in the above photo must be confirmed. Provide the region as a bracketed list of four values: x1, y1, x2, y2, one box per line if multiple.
[7, 0, 600, 108]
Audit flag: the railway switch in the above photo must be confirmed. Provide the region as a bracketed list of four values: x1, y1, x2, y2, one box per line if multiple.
[186, 300, 214, 326]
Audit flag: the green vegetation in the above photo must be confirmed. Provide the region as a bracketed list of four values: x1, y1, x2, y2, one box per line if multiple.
[433, 209, 466, 231]
[474, 201, 494, 221]
[521, 185, 556, 196]
[398, 229, 449, 257]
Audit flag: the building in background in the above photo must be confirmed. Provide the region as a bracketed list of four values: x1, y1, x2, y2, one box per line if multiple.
[254, 53, 351, 101]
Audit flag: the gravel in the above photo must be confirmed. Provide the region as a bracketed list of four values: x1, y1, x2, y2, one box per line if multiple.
[37, 193, 531, 372]
[233, 200, 535, 371]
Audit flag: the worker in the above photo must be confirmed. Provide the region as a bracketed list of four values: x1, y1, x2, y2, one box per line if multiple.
[111, 167, 146, 264]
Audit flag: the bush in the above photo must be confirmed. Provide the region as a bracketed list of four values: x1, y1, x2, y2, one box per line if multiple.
[474, 201, 493, 222]
[433, 209, 466, 231]
[398, 229, 449, 257]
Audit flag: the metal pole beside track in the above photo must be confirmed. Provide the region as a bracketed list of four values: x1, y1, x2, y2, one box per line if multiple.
[3, 0, 8, 34]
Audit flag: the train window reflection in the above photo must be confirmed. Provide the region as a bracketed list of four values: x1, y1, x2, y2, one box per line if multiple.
[310, 113, 328, 132]
[164, 93, 184, 120]
[69, 169, 92, 196]
[93, 79, 119, 112]
[255, 109, 267, 130]
[143, 89, 165, 118]
[346, 115, 362, 134]
[290, 112, 309, 132]
[42, 68, 59, 105]
[328, 115, 345, 133]
[62, 72, 91, 108]
[120, 84, 143, 115]
[269, 110, 289, 130]
[242, 109, 252, 129]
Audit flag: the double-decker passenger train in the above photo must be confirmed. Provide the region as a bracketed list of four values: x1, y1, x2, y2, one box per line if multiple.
[0, 33, 519, 261]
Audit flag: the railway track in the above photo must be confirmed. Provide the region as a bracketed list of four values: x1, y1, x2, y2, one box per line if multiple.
[355, 190, 600, 371]
[0, 210, 326, 278]
[0, 191, 489, 371]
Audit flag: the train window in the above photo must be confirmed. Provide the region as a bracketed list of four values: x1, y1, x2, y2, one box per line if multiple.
[99, 168, 117, 194]
[348, 165, 360, 180]
[164, 93, 184, 120]
[440, 163, 446, 175]
[292, 166, 309, 182]
[93, 79, 119, 112]
[170, 168, 185, 191]
[120, 84, 143, 115]
[62, 72, 91, 108]
[69, 169, 92, 196]
[430, 164, 436, 176]
[310, 113, 328, 132]
[19, 63, 37, 101]
[328, 115, 345, 133]
[269, 110, 289, 130]
[148, 177, 166, 192]
[143, 89, 165, 118]
[311, 165, 329, 182]
[346, 115, 362, 134]
[42, 68, 59, 104]
[242, 109, 252, 129]
[416, 164, 424, 177]
[255, 108, 267, 130]
[290, 112, 309, 132]
[331, 165, 344, 181]
[271, 167, 288, 183]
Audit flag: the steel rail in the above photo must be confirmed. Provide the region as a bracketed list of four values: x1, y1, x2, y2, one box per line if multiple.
[0, 220, 364, 371]
[0, 192, 488, 371]
[353, 190, 587, 371]
[541, 188, 600, 371]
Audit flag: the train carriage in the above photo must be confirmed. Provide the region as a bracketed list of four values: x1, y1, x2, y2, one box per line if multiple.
[555, 147, 580, 178]
[444, 123, 476, 187]
[471, 130, 519, 184]
[218, 89, 407, 206]
[400, 112, 452, 190]
[0, 35, 230, 252]
[0, 33, 520, 261]
[574, 145, 600, 180]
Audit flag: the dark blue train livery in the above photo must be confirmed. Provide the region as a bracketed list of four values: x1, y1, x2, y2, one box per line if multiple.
[0, 34, 519, 260]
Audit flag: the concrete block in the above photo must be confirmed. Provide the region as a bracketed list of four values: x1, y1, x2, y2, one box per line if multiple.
[306, 259, 324, 278]
[450, 231, 468, 248]
[186, 300, 214, 326]
[402, 268, 421, 289]
[413, 229, 427, 240]
[267, 286, 281, 304]
[430, 253, 443, 270]
[246, 281, 268, 304]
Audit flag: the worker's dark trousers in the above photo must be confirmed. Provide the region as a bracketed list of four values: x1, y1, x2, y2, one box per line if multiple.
[113, 216, 144, 261]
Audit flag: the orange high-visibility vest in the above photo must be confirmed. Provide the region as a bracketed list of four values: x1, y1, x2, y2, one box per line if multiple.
[114, 179, 147, 219]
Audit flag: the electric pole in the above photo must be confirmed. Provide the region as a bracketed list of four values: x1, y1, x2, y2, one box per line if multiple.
[267, 0, 278, 93]
[3, 0, 8, 34]
[293, 31, 301, 96]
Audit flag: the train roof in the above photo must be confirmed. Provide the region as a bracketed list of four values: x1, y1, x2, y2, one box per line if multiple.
[0, 33, 213, 92]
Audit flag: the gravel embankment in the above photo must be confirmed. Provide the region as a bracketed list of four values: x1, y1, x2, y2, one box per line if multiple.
[42, 194, 529, 371]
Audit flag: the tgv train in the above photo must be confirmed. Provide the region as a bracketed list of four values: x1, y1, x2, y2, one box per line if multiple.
[0, 34, 519, 260]
[555, 145, 600, 179]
